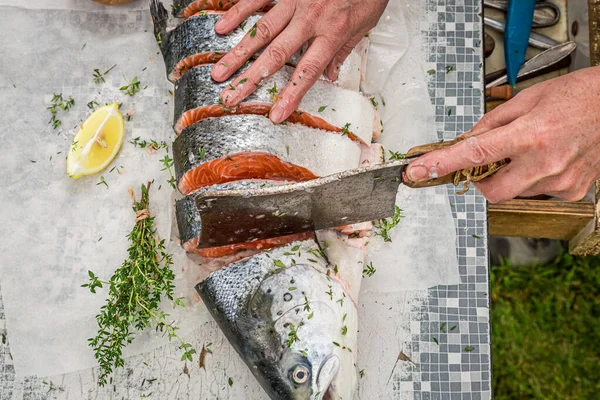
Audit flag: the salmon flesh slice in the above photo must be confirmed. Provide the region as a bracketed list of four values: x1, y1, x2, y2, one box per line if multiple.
[173, 65, 377, 143]
[172, 114, 362, 194]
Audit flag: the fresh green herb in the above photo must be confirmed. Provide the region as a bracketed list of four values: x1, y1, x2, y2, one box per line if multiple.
[336, 296, 345, 307]
[82, 43, 86, 50]
[87, 100, 100, 109]
[472, 234, 481, 239]
[155, 31, 162, 45]
[427, 69, 436, 75]
[83, 183, 194, 386]
[362, 262, 376, 278]
[318, 105, 327, 112]
[239, 21, 247, 31]
[249, 24, 258, 37]
[239, 78, 248, 84]
[266, 82, 278, 101]
[341, 123, 351, 136]
[289, 287, 297, 291]
[291, 245, 301, 252]
[286, 144, 290, 156]
[98, 237, 103, 242]
[441, 322, 447, 333]
[159, 155, 176, 189]
[96, 176, 108, 188]
[446, 65, 454, 73]
[303, 295, 311, 312]
[369, 97, 378, 107]
[450, 325, 457, 331]
[206, 342, 213, 354]
[71, 140, 79, 152]
[130, 137, 168, 150]
[228, 377, 233, 387]
[285, 320, 302, 348]
[228, 83, 235, 90]
[218, 0, 223, 8]
[341, 325, 347, 336]
[307, 312, 314, 320]
[93, 65, 116, 84]
[374, 205, 403, 242]
[171, 3, 184, 14]
[299, 349, 308, 356]
[465, 346, 474, 352]
[273, 259, 286, 268]
[47, 93, 75, 130]
[333, 265, 338, 274]
[359, 369, 365, 378]
[343, 313, 347, 322]
[199, 146, 205, 160]
[433, 337, 439, 345]
[120, 76, 141, 96]
[388, 150, 406, 161]
[447, 108, 452, 116]
[326, 285, 333, 300]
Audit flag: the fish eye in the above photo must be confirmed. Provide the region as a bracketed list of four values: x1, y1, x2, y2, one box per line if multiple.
[290, 365, 310, 384]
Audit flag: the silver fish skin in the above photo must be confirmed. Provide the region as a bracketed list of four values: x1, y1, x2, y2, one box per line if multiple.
[173, 64, 377, 143]
[196, 239, 358, 400]
[151, 1, 262, 81]
[172, 114, 362, 184]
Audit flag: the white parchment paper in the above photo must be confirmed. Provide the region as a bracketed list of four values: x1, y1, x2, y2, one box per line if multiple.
[0, 0, 458, 379]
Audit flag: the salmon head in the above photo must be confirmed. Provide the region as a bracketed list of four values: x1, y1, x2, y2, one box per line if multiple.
[196, 239, 358, 400]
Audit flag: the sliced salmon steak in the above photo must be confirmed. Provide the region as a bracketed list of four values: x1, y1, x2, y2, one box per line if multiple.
[178, 152, 317, 195]
[172, 115, 362, 192]
[174, 64, 378, 143]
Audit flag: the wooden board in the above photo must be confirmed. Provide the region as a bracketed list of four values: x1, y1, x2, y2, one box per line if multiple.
[489, 200, 595, 240]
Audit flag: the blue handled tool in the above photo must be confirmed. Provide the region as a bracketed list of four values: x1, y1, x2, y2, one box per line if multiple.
[504, 0, 536, 87]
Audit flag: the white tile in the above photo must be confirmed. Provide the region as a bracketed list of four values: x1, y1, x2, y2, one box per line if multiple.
[462, 372, 471, 382]
[449, 353, 461, 364]
[421, 382, 431, 392]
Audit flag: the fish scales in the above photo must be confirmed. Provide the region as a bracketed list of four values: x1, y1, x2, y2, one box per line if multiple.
[172, 114, 362, 190]
[173, 64, 377, 143]
[197, 239, 358, 399]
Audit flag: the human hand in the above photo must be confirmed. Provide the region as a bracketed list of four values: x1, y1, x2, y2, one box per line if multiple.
[405, 66, 600, 203]
[209, 0, 389, 123]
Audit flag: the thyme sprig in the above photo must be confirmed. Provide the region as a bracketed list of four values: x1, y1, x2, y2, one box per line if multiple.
[93, 65, 116, 84]
[374, 205, 404, 242]
[120, 76, 141, 96]
[47, 93, 75, 130]
[82, 183, 194, 386]
[159, 155, 176, 189]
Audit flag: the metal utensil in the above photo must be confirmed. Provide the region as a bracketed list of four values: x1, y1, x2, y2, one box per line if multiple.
[484, 16, 561, 50]
[486, 41, 576, 89]
[484, 0, 561, 28]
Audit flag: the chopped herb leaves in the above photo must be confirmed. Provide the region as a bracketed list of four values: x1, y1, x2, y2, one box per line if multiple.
[120, 76, 141, 96]
[374, 205, 403, 242]
[362, 262, 376, 278]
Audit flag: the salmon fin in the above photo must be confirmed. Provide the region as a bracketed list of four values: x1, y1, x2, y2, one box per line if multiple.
[150, 0, 169, 54]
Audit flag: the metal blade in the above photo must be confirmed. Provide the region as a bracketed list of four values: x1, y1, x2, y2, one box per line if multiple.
[192, 161, 407, 249]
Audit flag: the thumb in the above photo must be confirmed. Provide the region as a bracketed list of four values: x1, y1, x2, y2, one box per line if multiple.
[405, 127, 518, 182]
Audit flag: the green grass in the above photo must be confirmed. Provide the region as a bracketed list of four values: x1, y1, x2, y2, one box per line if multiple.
[491, 250, 600, 399]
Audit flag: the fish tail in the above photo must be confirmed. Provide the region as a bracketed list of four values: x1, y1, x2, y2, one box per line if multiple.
[149, 0, 169, 53]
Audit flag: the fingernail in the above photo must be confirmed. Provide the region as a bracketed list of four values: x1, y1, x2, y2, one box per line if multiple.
[269, 103, 286, 123]
[211, 64, 226, 81]
[214, 18, 225, 32]
[407, 165, 428, 181]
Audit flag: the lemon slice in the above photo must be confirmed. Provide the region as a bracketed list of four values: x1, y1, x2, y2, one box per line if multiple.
[67, 103, 125, 179]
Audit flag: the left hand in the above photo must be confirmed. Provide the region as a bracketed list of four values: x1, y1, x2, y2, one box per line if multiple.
[405, 66, 600, 203]
[209, 0, 389, 123]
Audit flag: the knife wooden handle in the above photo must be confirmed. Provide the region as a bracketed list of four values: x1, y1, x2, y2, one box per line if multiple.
[402, 139, 508, 191]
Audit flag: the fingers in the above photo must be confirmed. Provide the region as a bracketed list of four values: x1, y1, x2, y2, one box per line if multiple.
[269, 36, 342, 123]
[219, 19, 311, 106]
[214, 0, 274, 34]
[406, 120, 529, 182]
[212, 2, 297, 82]
[469, 91, 539, 135]
[472, 160, 540, 203]
[325, 34, 363, 81]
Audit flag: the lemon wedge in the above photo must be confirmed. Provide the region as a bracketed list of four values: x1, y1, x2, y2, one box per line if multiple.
[67, 103, 125, 178]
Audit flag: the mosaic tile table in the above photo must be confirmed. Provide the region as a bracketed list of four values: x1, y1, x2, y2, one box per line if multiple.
[0, 0, 490, 399]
